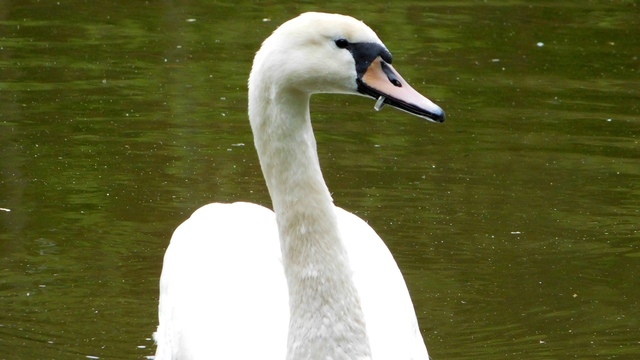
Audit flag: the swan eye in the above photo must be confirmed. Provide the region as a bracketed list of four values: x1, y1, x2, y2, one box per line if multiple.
[335, 39, 349, 49]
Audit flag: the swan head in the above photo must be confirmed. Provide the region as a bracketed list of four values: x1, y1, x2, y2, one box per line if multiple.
[249, 12, 445, 123]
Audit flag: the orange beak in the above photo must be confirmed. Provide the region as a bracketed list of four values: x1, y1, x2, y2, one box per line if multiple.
[357, 57, 445, 123]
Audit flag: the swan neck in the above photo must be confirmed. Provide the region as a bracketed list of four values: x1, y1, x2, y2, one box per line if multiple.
[249, 86, 372, 359]
[251, 89, 322, 212]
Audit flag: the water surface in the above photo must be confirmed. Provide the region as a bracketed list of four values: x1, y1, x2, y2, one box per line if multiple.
[1, 1, 638, 359]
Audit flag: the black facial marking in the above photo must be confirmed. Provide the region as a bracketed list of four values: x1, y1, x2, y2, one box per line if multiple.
[342, 42, 393, 78]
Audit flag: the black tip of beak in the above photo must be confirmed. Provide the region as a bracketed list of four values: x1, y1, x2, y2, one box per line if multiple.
[411, 103, 445, 123]
[431, 108, 446, 123]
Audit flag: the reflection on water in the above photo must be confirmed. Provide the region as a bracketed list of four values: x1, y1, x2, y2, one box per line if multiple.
[1, 1, 638, 359]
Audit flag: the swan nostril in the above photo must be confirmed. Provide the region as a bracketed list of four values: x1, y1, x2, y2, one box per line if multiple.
[380, 61, 402, 87]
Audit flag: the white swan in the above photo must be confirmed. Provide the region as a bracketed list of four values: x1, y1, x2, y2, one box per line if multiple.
[153, 12, 445, 360]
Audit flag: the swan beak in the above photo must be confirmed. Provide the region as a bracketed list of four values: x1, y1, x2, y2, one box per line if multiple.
[357, 57, 445, 123]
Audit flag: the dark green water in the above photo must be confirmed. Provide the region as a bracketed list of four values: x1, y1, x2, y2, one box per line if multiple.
[1, 1, 638, 359]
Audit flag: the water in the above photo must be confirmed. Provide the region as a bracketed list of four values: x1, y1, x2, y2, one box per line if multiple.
[1, 1, 639, 359]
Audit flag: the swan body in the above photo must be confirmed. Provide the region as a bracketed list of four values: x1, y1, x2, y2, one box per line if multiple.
[154, 12, 444, 360]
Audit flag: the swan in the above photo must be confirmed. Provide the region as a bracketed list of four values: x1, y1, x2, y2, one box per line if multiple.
[153, 12, 445, 360]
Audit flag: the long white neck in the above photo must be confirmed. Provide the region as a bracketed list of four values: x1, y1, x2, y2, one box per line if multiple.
[249, 81, 371, 360]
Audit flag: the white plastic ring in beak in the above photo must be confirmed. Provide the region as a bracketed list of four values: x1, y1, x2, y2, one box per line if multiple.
[374, 96, 386, 111]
